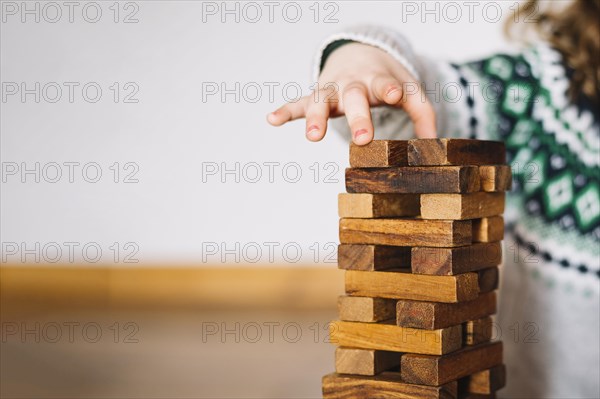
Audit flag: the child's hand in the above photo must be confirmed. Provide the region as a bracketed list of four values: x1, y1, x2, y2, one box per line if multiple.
[267, 42, 436, 145]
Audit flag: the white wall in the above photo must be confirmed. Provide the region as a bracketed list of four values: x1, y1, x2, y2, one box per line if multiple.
[1, 1, 520, 265]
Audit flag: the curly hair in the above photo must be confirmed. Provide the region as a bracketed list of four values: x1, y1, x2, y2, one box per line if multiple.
[506, 0, 600, 104]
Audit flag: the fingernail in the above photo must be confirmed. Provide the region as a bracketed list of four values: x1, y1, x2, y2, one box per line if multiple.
[386, 86, 399, 96]
[354, 129, 368, 139]
[307, 125, 320, 140]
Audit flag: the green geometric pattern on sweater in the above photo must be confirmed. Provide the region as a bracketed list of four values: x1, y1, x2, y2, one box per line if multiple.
[467, 52, 600, 237]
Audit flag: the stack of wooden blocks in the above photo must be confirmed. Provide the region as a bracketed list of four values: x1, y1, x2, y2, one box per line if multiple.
[322, 139, 512, 399]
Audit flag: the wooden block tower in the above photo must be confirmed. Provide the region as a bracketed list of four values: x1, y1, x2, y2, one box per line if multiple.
[323, 139, 511, 399]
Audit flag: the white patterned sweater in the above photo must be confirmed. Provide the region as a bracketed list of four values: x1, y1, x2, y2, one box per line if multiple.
[315, 26, 600, 398]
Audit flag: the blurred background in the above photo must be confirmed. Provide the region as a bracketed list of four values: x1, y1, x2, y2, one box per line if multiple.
[2, 1, 519, 397]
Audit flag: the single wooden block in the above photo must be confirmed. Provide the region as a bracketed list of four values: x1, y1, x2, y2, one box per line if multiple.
[330, 320, 463, 355]
[335, 347, 399, 376]
[338, 244, 411, 271]
[465, 317, 494, 345]
[338, 296, 397, 323]
[340, 218, 472, 248]
[345, 270, 479, 303]
[479, 165, 512, 192]
[420, 192, 505, 220]
[401, 341, 503, 386]
[345, 166, 480, 194]
[473, 217, 504, 242]
[464, 364, 506, 394]
[411, 242, 502, 276]
[322, 372, 458, 399]
[349, 140, 408, 167]
[396, 292, 496, 330]
[407, 139, 505, 166]
[477, 268, 499, 294]
[338, 193, 420, 218]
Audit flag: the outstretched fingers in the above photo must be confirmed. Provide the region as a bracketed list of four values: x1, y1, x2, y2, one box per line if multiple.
[268, 72, 437, 142]
[304, 88, 336, 142]
[342, 82, 374, 145]
[267, 96, 309, 126]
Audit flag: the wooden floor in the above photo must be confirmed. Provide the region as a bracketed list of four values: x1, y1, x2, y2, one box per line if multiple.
[1, 307, 336, 398]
